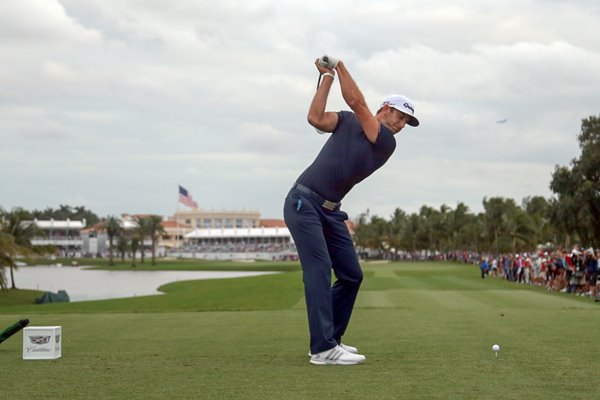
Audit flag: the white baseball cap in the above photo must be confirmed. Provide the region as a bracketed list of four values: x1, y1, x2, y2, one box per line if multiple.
[380, 94, 420, 127]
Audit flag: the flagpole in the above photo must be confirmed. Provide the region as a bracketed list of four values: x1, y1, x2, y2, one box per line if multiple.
[176, 185, 180, 252]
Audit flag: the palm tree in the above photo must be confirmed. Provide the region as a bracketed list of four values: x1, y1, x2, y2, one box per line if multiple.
[548, 197, 578, 249]
[523, 196, 553, 247]
[505, 208, 535, 254]
[136, 217, 151, 264]
[388, 208, 407, 259]
[448, 202, 471, 251]
[130, 234, 140, 268]
[0, 208, 38, 289]
[403, 213, 421, 257]
[146, 216, 166, 265]
[0, 232, 22, 290]
[418, 206, 445, 254]
[104, 216, 121, 266]
[461, 214, 486, 253]
[116, 233, 129, 264]
[353, 211, 370, 253]
[434, 204, 451, 252]
[482, 197, 517, 254]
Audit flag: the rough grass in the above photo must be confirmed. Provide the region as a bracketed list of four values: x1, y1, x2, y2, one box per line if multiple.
[1, 261, 599, 400]
[0, 288, 44, 307]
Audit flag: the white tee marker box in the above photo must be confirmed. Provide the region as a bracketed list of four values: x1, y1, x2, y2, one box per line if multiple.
[23, 326, 62, 360]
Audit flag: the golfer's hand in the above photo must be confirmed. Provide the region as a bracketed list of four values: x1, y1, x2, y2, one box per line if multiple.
[315, 59, 336, 75]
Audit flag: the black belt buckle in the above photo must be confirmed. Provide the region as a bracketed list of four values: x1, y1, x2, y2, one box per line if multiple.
[293, 183, 340, 211]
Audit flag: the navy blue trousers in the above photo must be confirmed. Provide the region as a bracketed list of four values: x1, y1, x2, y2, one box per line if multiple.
[283, 188, 363, 354]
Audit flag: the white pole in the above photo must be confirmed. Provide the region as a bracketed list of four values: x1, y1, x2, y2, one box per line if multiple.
[176, 186, 180, 252]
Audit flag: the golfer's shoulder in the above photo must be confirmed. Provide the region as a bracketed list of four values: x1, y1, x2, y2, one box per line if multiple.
[336, 110, 359, 128]
[338, 110, 353, 121]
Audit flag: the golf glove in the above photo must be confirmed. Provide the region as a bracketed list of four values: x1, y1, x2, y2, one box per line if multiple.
[318, 55, 339, 69]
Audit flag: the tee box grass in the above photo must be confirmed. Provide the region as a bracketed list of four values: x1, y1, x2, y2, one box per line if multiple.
[1, 261, 599, 400]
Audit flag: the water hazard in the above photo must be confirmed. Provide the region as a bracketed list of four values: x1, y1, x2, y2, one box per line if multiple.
[6, 266, 277, 302]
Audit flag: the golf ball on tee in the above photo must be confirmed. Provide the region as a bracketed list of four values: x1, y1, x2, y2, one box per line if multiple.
[492, 344, 500, 352]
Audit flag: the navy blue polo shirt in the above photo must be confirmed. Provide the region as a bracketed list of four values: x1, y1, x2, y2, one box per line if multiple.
[296, 111, 397, 202]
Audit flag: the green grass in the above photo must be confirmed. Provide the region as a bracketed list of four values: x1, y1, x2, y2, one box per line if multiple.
[1, 261, 599, 400]
[0, 288, 45, 306]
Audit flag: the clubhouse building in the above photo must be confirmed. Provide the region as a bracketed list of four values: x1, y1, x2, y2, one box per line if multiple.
[28, 208, 296, 260]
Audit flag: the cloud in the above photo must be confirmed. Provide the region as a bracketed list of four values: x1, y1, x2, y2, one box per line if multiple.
[1, 0, 599, 220]
[0, 0, 101, 45]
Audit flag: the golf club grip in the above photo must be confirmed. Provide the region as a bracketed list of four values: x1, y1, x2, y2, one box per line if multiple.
[0, 319, 29, 344]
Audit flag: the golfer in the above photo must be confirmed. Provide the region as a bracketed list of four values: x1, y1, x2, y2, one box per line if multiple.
[283, 56, 419, 365]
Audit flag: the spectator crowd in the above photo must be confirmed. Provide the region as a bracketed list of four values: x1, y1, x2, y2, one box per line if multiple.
[478, 246, 599, 300]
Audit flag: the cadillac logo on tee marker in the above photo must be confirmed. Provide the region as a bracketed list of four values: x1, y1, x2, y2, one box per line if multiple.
[29, 335, 51, 345]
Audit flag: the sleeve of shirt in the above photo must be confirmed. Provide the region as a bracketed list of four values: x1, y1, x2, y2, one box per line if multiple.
[373, 124, 397, 156]
[332, 111, 347, 134]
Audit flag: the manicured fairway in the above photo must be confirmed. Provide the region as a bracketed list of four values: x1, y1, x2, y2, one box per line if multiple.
[1, 262, 598, 399]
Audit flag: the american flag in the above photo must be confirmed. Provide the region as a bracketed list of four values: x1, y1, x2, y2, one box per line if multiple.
[178, 185, 198, 209]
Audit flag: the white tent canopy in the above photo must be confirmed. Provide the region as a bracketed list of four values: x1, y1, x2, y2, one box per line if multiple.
[32, 219, 86, 230]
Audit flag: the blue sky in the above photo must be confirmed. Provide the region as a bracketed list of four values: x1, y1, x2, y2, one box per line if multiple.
[1, 0, 599, 220]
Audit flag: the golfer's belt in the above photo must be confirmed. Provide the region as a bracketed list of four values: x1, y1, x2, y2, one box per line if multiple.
[292, 183, 341, 211]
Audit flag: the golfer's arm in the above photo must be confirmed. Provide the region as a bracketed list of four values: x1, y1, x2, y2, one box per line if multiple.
[336, 61, 379, 143]
[307, 75, 338, 132]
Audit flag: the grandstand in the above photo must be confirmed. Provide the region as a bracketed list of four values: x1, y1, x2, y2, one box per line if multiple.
[173, 225, 296, 261]
[29, 219, 86, 257]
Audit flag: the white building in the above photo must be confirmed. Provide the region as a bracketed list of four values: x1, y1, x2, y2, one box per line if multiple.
[30, 219, 87, 256]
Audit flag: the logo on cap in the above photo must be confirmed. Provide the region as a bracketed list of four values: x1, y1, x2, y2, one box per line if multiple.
[403, 103, 414, 114]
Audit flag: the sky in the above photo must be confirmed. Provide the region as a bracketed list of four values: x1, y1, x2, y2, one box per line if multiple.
[1, 0, 600, 221]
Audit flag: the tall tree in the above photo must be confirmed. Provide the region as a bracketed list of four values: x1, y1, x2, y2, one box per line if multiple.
[550, 115, 600, 244]
[130, 234, 140, 268]
[505, 207, 535, 253]
[418, 206, 445, 252]
[388, 208, 407, 259]
[0, 208, 37, 289]
[353, 211, 371, 252]
[116, 232, 129, 264]
[30, 205, 99, 226]
[145, 216, 166, 265]
[103, 216, 121, 266]
[0, 232, 23, 290]
[135, 217, 151, 264]
[434, 205, 451, 252]
[354, 212, 392, 257]
[482, 197, 517, 254]
[462, 213, 485, 253]
[548, 196, 578, 249]
[403, 213, 421, 255]
[522, 196, 554, 247]
[448, 202, 472, 250]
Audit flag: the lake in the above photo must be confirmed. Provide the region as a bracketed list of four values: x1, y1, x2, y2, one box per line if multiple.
[5, 266, 278, 302]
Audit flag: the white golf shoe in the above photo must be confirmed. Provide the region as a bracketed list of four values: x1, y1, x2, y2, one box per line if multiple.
[308, 343, 359, 357]
[339, 343, 358, 354]
[309, 345, 366, 365]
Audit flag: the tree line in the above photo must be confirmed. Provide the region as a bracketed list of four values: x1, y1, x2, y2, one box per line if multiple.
[101, 215, 165, 268]
[28, 204, 100, 226]
[354, 115, 600, 257]
[354, 196, 563, 258]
